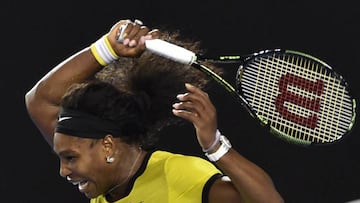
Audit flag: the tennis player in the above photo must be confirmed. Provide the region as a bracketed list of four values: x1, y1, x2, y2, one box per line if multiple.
[25, 19, 283, 203]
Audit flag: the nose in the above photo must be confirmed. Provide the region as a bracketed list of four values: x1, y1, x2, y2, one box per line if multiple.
[59, 161, 71, 178]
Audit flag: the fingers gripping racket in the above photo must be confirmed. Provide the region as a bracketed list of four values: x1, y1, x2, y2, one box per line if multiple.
[144, 39, 357, 146]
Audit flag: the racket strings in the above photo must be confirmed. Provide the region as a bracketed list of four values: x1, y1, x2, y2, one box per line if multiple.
[289, 57, 351, 142]
[241, 53, 353, 144]
[262, 58, 348, 143]
[273, 56, 353, 119]
[280, 55, 350, 141]
[259, 56, 353, 117]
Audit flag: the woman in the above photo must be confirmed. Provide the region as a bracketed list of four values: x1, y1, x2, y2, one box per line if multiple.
[25, 19, 283, 203]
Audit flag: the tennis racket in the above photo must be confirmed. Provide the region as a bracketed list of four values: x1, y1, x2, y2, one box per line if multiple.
[144, 39, 357, 147]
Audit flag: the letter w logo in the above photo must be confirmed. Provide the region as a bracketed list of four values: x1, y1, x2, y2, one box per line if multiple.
[275, 73, 324, 129]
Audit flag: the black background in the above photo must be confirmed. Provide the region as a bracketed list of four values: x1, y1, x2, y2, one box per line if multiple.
[1, 0, 360, 202]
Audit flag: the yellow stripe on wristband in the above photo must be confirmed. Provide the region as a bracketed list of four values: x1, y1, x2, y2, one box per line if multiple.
[104, 35, 119, 59]
[90, 43, 107, 66]
[90, 34, 120, 66]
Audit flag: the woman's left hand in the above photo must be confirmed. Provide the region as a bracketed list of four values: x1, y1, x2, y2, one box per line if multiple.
[172, 83, 218, 150]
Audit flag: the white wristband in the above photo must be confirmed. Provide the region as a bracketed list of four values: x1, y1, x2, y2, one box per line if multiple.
[202, 129, 221, 152]
[90, 34, 119, 66]
[205, 135, 232, 162]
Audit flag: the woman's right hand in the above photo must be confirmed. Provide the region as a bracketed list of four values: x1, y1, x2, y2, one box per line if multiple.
[107, 19, 159, 58]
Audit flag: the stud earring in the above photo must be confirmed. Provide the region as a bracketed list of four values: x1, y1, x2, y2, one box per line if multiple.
[106, 156, 115, 163]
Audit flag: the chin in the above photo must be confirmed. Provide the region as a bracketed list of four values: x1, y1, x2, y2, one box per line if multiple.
[81, 188, 101, 199]
[83, 192, 98, 199]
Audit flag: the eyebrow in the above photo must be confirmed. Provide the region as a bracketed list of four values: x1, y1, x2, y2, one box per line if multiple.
[55, 149, 77, 158]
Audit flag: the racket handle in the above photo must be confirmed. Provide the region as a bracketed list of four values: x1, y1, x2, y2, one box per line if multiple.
[145, 39, 197, 65]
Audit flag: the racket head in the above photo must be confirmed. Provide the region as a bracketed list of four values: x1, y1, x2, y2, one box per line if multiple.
[236, 49, 357, 146]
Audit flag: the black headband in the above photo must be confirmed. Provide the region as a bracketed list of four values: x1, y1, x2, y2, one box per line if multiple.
[55, 108, 123, 139]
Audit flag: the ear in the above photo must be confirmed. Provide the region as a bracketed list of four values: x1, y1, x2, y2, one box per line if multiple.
[102, 134, 115, 157]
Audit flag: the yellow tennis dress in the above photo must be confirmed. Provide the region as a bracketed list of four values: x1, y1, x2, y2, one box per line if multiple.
[91, 150, 221, 203]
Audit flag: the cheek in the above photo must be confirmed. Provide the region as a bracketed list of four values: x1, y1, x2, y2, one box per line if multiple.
[79, 150, 111, 196]
[87, 163, 108, 191]
[84, 148, 109, 181]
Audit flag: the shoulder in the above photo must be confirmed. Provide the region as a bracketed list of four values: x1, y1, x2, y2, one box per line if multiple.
[152, 150, 217, 168]
[151, 150, 221, 178]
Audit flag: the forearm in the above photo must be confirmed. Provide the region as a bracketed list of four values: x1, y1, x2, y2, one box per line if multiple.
[215, 149, 284, 203]
[26, 19, 154, 116]
[28, 48, 101, 105]
[25, 47, 102, 144]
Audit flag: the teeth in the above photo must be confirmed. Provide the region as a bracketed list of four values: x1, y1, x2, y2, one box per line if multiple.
[69, 179, 88, 191]
[72, 181, 80, 186]
[78, 181, 88, 191]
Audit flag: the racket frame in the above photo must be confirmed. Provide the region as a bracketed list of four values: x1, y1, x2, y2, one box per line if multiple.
[196, 49, 357, 146]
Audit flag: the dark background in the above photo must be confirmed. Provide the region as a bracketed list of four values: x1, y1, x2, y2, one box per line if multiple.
[1, 0, 360, 202]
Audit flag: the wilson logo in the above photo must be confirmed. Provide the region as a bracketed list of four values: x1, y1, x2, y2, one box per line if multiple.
[275, 73, 324, 129]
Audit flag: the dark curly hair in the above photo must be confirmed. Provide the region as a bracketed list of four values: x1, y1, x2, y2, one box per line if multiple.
[60, 31, 223, 150]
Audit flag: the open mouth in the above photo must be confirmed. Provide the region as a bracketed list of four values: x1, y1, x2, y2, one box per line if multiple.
[70, 180, 89, 192]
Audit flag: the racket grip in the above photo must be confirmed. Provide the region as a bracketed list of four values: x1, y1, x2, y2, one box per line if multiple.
[145, 39, 197, 65]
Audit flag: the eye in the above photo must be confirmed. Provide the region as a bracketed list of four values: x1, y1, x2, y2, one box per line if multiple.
[64, 155, 77, 162]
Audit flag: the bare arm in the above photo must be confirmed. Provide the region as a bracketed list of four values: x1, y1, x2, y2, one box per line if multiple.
[25, 19, 156, 146]
[172, 83, 284, 203]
